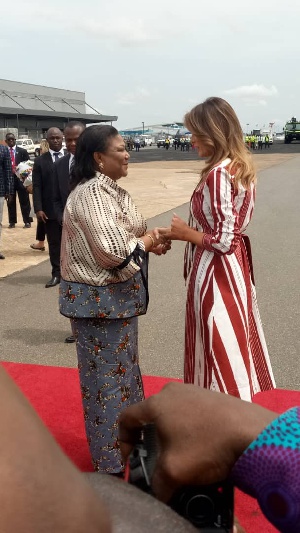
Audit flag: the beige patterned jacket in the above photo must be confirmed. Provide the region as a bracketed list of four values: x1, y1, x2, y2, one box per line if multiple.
[61, 173, 147, 286]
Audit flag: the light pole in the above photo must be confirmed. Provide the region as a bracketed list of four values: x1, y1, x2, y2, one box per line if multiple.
[142, 122, 144, 135]
[246, 123, 249, 134]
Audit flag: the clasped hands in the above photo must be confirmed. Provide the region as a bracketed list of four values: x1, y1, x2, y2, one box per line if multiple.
[149, 229, 171, 256]
[152, 213, 190, 254]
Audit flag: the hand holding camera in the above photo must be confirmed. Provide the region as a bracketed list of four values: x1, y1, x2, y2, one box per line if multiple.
[127, 423, 234, 531]
[119, 383, 277, 530]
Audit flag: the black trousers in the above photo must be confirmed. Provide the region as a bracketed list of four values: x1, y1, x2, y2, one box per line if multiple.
[8, 176, 32, 224]
[36, 219, 46, 242]
[45, 219, 62, 277]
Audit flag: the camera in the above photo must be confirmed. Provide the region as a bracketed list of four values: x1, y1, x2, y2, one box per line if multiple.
[128, 424, 234, 532]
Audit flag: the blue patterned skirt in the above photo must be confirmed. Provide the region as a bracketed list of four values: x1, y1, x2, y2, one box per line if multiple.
[70, 316, 144, 473]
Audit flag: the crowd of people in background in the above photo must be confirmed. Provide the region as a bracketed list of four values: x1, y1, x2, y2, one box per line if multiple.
[158, 137, 194, 150]
[124, 135, 194, 151]
[166, 137, 193, 150]
[244, 133, 272, 150]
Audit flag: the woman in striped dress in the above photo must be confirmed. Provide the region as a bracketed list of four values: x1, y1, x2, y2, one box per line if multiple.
[162, 97, 275, 401]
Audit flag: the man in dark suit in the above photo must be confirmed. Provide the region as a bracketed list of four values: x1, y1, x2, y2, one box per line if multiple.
[5, 133, 33, 229]
[53, 121, 85, 225]
[32, 127, 65, 288]
[53, 121, 85, 342]
[0, 144, 14, 259]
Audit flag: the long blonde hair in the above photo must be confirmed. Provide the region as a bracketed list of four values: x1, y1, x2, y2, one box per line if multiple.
[39, 139, 49, 154]
[185, 97, 255, 188]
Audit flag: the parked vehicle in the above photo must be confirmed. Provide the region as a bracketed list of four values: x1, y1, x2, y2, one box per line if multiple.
[157, 139, 166, 148]
[284, 117, 300, 144]
[140, 135, 153, 146]
[16, 138, 41, 157]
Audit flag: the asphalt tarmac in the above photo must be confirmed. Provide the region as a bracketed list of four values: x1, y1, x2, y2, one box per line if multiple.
[0, 148, 299, 391]
[128, 139, 300, 163]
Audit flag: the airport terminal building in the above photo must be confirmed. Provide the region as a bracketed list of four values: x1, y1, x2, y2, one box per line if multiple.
[0, 79, 117, 140]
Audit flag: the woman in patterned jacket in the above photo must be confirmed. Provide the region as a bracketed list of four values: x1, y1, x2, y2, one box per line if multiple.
[160, 97, 275, 401]
[59, 125, 170, 475]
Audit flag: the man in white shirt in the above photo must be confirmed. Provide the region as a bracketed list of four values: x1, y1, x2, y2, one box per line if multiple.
[32, 127, 65, 288]
[53, 122, 85, 226]
[53, 121, 85, 342]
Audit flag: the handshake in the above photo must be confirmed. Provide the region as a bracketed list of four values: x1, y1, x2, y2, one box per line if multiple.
[149, 213, 192, 256]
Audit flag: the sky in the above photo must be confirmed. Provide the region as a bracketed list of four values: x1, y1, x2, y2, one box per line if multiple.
[1, 0, 300, 132]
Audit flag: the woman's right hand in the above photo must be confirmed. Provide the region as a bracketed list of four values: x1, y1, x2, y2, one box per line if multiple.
[157, 214, 191, 242]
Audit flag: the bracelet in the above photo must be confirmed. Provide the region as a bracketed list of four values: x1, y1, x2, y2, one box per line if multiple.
[145, 233, 155, 248]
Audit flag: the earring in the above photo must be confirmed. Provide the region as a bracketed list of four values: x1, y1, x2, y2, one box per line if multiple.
[99, 161, 104, 172]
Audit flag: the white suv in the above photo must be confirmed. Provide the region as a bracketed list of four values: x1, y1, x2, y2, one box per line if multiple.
[16, 139, 40, 157]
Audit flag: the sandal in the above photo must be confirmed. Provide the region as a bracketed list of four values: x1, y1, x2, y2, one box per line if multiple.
[30, 244, 45, 251]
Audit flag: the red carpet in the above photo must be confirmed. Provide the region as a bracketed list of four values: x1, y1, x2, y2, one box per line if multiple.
[2, 362, 299, 532]
[1, 362, 181, 472]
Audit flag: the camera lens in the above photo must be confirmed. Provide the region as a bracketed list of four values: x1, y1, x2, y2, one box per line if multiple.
[185, 494, 215, 527]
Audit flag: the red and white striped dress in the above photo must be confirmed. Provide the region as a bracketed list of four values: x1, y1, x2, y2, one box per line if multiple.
[184, 158, 275, 401]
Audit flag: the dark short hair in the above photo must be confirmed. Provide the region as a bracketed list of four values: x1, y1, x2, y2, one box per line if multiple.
[5, 132, 15, 140]
[64, 121, 86, 132]
[70, 125, 119, 190]
[46, 127, 63, 138]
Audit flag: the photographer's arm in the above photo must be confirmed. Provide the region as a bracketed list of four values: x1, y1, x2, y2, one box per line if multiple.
[0, 366, 111, 533]
[231, 406, 300, 533]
